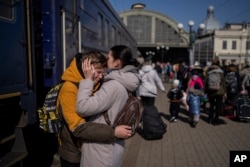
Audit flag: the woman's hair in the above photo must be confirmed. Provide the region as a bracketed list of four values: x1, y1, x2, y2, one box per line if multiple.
[75, 51, 107, 77]
[212, 59, 220, 66]
[109, 45, 134, 67]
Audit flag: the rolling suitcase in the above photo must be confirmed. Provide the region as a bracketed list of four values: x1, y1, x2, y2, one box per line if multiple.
[236, 95, 250, 121]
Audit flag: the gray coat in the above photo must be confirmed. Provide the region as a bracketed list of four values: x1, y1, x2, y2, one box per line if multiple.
[138, 64, 165, 97]
[77, 65, 140, 167]
[205, 65, 227, 97]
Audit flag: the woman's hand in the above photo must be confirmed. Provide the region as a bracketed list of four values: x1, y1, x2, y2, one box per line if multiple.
[114, 125, 132, 139]
[82, 58, 95, 81]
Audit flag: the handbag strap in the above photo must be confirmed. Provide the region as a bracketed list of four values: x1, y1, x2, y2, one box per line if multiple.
[103, 91, 131, 126]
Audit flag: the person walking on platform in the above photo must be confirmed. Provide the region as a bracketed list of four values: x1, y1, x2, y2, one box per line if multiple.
[167, 79, 183, 122]
[205, 59, 227, 125]
[155, 61, 163, 78]
[242, 70, 250, 98]
[137, 56, 167, 140]
[163, 62, 172, 83]
[138, 56, 166, 107]
[224, 60, 241, 115]
[186, 69, 204, 128]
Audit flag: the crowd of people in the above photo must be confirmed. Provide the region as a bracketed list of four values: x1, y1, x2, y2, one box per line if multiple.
[55, 45, 250, 166]
[155, 58, 250, 128]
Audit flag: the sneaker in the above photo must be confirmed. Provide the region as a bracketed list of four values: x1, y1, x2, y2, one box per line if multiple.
[191, 121, 198, 128]
[173, 119, 178, 122]
[170, 116, 175, 122]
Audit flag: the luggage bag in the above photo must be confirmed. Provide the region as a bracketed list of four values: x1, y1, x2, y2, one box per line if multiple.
[237, 96, 250, 121]
[138, 105, 167, 140]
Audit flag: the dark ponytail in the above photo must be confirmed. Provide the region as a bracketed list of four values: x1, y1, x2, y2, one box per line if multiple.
[110, 45, 134, 67]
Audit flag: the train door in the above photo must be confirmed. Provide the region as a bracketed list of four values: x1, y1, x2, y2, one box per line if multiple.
[61, 0, 79, 67]
[0, 0, 32, 166]
[41, 0, 78, 87]
[0, 0, 30, 96]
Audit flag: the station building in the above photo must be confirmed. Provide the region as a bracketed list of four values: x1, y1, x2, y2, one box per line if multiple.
[119, 3, 189, 64]
[119, 3, 250, 67]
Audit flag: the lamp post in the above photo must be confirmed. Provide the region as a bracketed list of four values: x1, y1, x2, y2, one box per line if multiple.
[178, 21, 205, 66]
[145, 51, 155, 62]
[188, 20, 195, 66]
[156, 45, 169, 63]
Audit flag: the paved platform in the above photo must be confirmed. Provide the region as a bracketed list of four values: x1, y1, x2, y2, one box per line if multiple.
[121, 82, 250, 167]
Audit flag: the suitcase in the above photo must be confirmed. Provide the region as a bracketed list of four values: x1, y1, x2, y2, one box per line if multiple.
[236, 96, 250, 120]
[221, 104, 234, 116]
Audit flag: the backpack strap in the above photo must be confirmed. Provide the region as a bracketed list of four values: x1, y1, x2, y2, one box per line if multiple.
[103, 112, 111, 126]
[103, 90, 131, 126]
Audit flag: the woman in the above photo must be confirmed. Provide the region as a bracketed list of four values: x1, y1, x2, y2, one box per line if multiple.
[137, 56, 166, 140]
[138, 56, 166, 107]
[76, 45, 141, 167]
[57, 51, 132, 167]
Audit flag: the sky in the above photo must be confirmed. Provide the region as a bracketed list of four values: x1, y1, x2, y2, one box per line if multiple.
[108, 0, 250, 31]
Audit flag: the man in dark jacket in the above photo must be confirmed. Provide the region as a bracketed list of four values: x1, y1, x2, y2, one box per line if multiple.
[224, 60, 241, 112]
[205, 59, 227, 125]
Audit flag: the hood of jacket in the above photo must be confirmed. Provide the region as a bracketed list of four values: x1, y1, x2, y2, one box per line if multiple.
[104, 65, 141, 92]
[227, 65, 238, 72]
[208, 68, 223, 74]
[61, 58, 83, 82]
[141, 64, 154, 73]
[207, 64, 223, 74]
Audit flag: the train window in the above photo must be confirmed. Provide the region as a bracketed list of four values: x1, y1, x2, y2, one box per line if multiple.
[111, 26, 116, 46]
[62, 0, 76, 34]
[0, 0, 13, 20]
[117, 31, 121, 44]
[98, 13, 104, 47]
[104, 19, 109, 48]
[80, 0, 84, 10]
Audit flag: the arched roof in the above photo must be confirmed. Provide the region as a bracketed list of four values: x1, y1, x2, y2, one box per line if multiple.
[119, 8, 189, 48]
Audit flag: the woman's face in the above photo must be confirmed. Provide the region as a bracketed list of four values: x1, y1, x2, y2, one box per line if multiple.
[93, 66, 105, 84]
[107, 51, 121, 69]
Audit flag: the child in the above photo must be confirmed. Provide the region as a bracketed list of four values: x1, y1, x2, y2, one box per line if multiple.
[167, 79, 184, 122]
[186, 71, 204, 127]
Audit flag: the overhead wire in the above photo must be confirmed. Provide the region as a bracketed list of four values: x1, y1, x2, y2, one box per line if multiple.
[225, 8, 250, 22]
[215, 0, 230, 11]
[214, 0, 250, 23]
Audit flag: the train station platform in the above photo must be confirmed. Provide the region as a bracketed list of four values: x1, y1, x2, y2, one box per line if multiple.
[121, 81, 250, 167]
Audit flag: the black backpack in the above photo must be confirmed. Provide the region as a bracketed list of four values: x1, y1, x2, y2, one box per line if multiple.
[103, 91, 143, 137]
[37, 82, 78, 133]
[37, 83, 64, 133]
[225, 71, 238, 93]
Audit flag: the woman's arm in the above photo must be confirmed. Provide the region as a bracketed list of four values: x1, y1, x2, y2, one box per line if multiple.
[77, 80, 118, 116]
[73, 122, 132, 141]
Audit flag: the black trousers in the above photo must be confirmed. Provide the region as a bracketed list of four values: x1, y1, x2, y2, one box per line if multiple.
[169, 103, 180, 118]
[208, 95, 224, 120]
[141, 96, 155, 107]
[60, 157, 80, 167]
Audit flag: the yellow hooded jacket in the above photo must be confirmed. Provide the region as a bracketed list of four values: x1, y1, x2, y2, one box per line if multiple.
[57, 58, 116, 163]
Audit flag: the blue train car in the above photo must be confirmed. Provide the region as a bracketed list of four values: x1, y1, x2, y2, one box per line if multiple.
[0, 0, 137, 166]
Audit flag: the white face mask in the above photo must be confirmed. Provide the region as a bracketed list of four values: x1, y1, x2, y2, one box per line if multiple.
[192, 75, 198, 80]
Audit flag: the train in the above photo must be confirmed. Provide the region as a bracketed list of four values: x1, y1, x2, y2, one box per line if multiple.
[0, 0, 137, 166]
